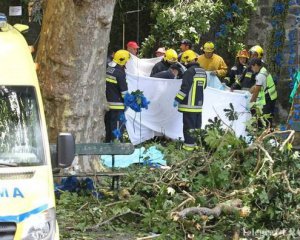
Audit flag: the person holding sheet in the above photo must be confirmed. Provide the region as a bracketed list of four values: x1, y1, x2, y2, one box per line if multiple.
[174, 50, 207, 151]
[150, 49, 178, 77]
[249, 58, 277, 128]
[105, 50, 131, 142]
[197, 41, 227, 79]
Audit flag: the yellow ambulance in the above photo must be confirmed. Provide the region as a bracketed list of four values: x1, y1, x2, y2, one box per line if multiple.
[0, 13, 74, 239]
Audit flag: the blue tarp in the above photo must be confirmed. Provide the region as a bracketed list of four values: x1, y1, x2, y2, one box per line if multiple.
[101, 146, 166, 168]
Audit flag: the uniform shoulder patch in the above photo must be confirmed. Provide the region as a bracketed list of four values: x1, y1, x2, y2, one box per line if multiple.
[107, 67, 115, 74]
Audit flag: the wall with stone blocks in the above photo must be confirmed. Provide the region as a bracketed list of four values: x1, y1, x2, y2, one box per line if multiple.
[247, 0, 300, 125]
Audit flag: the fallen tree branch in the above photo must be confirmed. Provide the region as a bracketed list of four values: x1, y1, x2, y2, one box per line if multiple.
[105, 200, 129, 207]
[279, 130, 295, 151]
[131, 181, 161, 192]
[255, 144, 274, 176]
[282, 171, 300, 194]
[87, 210, 144, 230]
[77, 202, 89, 211]
[258, 129, 295, 143]
[171, 190, 195, 213]
[228, 185, 259, 197]
[174, 199, 243, 219]
[272, 171, 300, 194]
[136, 234, 161, 240]
[256, 128, 272, 142]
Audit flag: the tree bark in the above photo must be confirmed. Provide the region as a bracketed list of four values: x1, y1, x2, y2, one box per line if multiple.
[36, 0, 116, 171]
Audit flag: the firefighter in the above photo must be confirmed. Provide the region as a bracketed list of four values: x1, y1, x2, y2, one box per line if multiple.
[249, 58, 277, 128]
[232, 45, 264, 90]
[225, 49, 249, 88]
[174, 50, 207, 151]
[152, 63, 181, 79]
[105, 50, 131, 142]
[150, 48, 178, 77]
[178, 39, 193, 61]
[197, 41, 227, 79]
[249, 45, 264, 60]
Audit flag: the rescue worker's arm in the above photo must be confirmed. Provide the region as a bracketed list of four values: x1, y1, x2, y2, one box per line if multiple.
[250, 85, 261, 103]
[251, 71, 266, 102]
[150, 65, 157, 77]
[150, 61, 164, 77]
[117, 71, 128, 98]
[215, 58, 228, 78]
[249, 85, 256, 94]
[175, 70, 193, 103]
[224, 66, 237, 86]
[231, 67, 248, 90]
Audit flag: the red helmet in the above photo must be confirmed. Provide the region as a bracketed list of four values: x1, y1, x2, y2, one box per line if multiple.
[236, 49, 249, 58]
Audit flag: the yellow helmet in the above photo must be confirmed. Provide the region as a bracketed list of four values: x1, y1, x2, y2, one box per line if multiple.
[163, 49, 178, 63]
[181, 50, 197, 64]
[203, 41, 215, 52]
[113, 50, 131, 66]
[249, 45, 263, 58]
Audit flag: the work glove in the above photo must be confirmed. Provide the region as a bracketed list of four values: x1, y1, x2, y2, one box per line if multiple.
[223, 77, 230, 86]
[210, 71, 217, 76]
[173, 100, 179, 108]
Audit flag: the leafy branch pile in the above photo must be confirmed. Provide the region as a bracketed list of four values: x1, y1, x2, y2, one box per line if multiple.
[57, 107, 300, 239]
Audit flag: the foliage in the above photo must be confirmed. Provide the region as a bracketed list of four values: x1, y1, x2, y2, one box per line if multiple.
[285, 1, 300, 81]
[20, 0, 44, 25]
[140, 0, 257, 62]
[214, 0, 258, 60]
[57, 105, 300, 239]
[266, 0, 289, 84]
[141, 0, 223, 56]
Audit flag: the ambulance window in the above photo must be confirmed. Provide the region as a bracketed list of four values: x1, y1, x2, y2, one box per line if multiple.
[0, 86, 45, 166]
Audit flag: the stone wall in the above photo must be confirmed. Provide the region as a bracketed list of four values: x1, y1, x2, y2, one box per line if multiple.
[247, 0, 300, 125]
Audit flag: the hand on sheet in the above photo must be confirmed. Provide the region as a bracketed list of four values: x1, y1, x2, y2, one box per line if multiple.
[210, 71, 217, 76]
[173, 100, 179, 108]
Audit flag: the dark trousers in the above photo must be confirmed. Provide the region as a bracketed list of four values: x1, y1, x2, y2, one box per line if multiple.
[251, 99, 276, 129]
[104, 110, 125, 142]
[262, 99, 276, 127]
[183, 112, 202, 145]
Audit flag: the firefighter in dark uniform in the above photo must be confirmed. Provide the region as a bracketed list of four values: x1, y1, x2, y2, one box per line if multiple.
[150, 49, 178, 77]
[232, 45, 264, 90]
[152, 63, 182, 79]
[225, 49, 249, 87]
[174, 50, 207, 151]
[105, 50, 131, 142]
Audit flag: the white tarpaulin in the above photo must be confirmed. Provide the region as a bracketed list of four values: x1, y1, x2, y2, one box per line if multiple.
[125, 55, 251, 145]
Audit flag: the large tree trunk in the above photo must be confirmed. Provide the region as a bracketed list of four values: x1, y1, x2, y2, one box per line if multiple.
[36, 0, 116, 171]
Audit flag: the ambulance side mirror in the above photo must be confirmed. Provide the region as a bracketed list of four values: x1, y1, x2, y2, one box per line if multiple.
[57, 133, 75, 168]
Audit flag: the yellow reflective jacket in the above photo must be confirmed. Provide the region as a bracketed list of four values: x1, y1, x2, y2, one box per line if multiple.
[197, 53, 228, 77]
[257, 67, 277, 106]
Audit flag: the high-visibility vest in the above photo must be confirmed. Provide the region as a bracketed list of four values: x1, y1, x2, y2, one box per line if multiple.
[257, 67, 277, 106]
